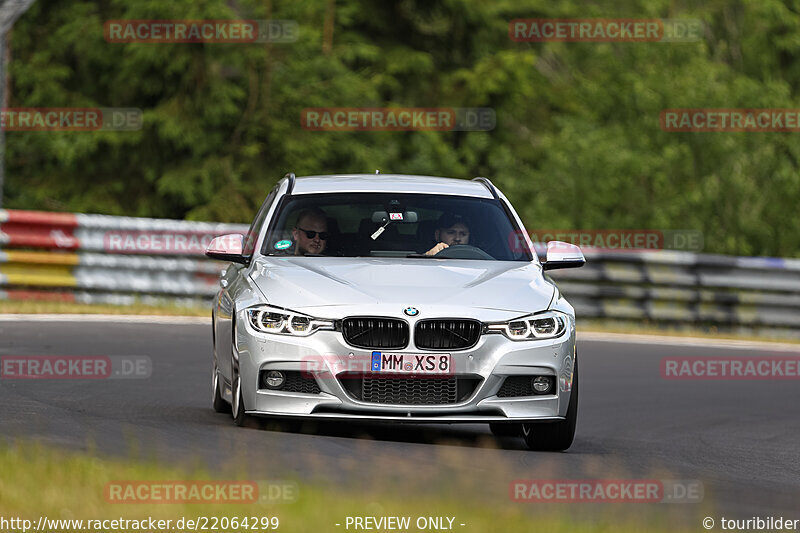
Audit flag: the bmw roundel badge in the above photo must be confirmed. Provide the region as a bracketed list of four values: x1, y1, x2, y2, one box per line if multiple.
[403, 307, 419, 317]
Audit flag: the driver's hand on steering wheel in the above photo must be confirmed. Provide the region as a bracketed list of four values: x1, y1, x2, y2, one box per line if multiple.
[424, 242, 449, 256]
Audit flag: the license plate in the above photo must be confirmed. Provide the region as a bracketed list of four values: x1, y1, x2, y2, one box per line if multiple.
[371, 352, 451, 374]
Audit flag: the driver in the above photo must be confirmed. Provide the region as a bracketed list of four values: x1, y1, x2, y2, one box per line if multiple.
[292, 207, 329, 255]
[424, 213, 470, 256]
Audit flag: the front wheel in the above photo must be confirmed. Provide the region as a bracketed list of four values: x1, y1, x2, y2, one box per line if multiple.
[212, 364, 230, 414]
[522, 360, 578, 451]
[231, 374, 250, 426]
[231, 347, 252, 427]
[230, 318, 253, 427]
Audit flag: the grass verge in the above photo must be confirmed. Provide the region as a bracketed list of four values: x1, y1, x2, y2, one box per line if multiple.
[0, 441, 704, 533]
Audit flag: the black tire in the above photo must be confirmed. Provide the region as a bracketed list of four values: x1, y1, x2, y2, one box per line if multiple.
[230, 317, 253, 427]
[522, 360, 578, 451]
[489, 423, 523, 437]
[212, 365, 230, 414]
[232, 375, 250, 426]
[211, 308, 230, 414]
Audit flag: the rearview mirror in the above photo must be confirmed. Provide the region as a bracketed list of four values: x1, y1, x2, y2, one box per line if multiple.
[541, 241, 585, 271]
[205, 234, 247, 264]
[371, 210, 419, 223]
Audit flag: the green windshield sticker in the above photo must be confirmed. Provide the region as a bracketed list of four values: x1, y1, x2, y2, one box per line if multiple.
[275, 240, 292, 250]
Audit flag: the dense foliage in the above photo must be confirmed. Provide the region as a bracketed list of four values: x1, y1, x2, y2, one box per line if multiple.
[6, 0, 800, 257]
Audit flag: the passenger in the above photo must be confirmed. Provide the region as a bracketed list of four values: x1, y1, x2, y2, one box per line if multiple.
[424, 213, 470, 256]
[292, 207, 329, 255]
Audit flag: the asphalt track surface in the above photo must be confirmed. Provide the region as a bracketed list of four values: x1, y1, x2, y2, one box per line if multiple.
[2, 317, 799, 522]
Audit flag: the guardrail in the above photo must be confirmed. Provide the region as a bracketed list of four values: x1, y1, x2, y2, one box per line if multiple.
[1, 209, 798, 335]
[0, 209, 248, 306]
[547, 249, 800, 333]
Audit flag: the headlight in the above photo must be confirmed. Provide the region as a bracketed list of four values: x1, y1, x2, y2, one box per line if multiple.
[246, 305, 335, 336]
[486, 310, 569, 340]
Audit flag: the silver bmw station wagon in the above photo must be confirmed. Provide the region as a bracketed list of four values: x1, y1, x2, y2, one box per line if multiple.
[207, 173, 585, 451]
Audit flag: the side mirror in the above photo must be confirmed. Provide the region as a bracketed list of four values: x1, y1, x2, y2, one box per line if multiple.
[205, 234, 248, 264]
[541, 241, 585, 271]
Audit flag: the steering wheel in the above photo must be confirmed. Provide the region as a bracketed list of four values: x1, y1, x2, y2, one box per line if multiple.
[433, 244, 494, 260]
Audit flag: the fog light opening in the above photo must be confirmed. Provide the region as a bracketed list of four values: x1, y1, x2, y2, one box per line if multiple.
[532, 375, 553, 395]
[264, 370, 285, 389]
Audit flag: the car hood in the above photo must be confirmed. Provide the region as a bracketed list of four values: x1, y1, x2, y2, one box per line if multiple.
[249, 257, 554, 318]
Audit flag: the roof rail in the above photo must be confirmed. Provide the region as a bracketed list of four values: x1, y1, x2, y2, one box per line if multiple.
[284, 172, 296, 195]
[472, 177, 499, 199]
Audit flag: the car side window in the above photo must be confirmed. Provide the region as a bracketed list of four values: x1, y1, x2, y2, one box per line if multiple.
[242, 186, 279, 258]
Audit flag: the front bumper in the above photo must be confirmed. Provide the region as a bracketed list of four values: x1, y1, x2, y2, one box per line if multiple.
[235, 314, 576, 423]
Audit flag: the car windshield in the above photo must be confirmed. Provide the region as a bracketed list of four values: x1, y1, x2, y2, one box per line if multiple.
[261, 192, 532, 261]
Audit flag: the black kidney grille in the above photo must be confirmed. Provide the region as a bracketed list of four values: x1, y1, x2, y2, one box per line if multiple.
[342, 317, 409, 349]
[414, 319, 482, 350]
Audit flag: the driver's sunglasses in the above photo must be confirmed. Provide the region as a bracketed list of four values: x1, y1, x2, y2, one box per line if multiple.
[296, 227, 329, 240]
